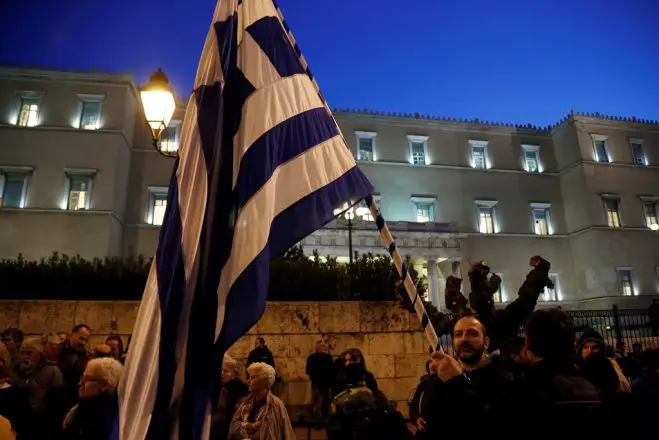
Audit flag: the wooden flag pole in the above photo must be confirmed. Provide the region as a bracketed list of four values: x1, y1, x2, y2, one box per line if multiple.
[364, 195, 442, 352]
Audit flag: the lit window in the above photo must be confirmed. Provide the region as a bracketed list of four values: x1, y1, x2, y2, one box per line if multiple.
[160, 122, 181, 154]
[603, 198, 621, 228]
[630, 139, 646, 166]
[148, 187, 169, 225]
[67, 175, 93, 211]
[17, 97, 40, 127]
[531, 205, 551, 235]
[415, 203, 434, 223]
[617, 269, 634, 296]
[355, 131, 377, 162]
[543, 274, 558, 301]
[0, 172, 28, 208]
[475, 201, 497, 233]
[469, 141, 488, 169]
[407, 135, 429, 165]
[643, 201, 659, 230]
[355, 196, 380, 222]
[492, 274, 503, 303]
[591, 135, 610, 163]
[79, 101, 101, 130]
[522, 145, 540, 173]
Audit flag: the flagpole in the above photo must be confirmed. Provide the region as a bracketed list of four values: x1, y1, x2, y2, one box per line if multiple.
[271, 0, 442, 352]
[364, 195, 442, 352]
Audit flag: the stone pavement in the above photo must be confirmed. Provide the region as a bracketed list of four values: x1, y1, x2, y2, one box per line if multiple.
[293, 427, 327, 440]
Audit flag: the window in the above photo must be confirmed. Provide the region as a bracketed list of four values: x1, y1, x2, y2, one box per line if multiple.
[355, 131, 377, 162]
[630, 139, 646, 166]
[415, 203, 434, 223]
[469, 140, 488, 169]
[530, 202, 551, 235]
[617, 269, 634, 296]
[475, 200, 497, 233]
[160, 121, 181, 154]
[407, 135, 429, 165]
[66, 174, 93, 211]
[492, 274, 503, 303]
[522, 145, 540, 173]
[79, 100, 101, 130]
[355, 195, 381, 221]
[591, 135, 610, 163]
[148, 187, 169, 225]
[603, 198, 621, 228]
[0, 172, 29, 208]
[17, 97, 40, 127]
[643, 201, 659, 230]
[412, 196, 436, 223]
[543, 274, 559, 302]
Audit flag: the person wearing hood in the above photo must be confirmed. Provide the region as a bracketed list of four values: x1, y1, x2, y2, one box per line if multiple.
[577, 329, 630, 395]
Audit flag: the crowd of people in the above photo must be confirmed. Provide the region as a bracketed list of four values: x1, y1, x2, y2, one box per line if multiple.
[0, 324, 125, 439]
[1, 255, 658, 439]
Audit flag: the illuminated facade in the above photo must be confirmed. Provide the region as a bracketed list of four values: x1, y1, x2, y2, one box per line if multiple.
[1, 67, 658, 309]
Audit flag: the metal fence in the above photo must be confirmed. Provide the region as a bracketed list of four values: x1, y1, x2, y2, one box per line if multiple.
[436, 306, 659, 355]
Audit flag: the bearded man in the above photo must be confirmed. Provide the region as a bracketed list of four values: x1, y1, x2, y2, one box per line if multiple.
[423, 315, 512, 438]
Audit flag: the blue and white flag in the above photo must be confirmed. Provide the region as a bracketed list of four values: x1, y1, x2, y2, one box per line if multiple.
[115, 0, 373, 439]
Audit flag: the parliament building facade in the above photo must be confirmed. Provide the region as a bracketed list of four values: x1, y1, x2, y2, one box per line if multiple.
[1, 66, 658, 310]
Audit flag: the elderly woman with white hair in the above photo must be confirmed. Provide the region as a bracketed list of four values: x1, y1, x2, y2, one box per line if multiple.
[62, 357, 123, 439]
[211, 355, 248, 440]
[229, 362, 295, 440]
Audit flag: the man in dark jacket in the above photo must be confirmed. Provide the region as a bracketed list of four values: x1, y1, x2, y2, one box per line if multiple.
[59, 324, 92, 410]
[246, 338, 275, 371]
[305, 340, 334, 420]
[577, 328, 621, 395]
[408, 359, 437, 438]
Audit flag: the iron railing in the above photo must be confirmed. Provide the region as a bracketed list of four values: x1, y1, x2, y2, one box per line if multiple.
[436, 306, 659, 354]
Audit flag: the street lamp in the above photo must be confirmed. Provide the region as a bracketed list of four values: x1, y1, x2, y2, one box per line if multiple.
[141, 68, 177, 158]
[334, 203, 371, 299]
[651, 223, 659, 231]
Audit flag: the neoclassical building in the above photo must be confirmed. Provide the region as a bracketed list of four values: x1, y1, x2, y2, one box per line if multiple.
[1, 66, 658, 310]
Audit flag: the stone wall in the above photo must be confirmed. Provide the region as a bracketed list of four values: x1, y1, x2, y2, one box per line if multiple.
[0, 300, 428, 418]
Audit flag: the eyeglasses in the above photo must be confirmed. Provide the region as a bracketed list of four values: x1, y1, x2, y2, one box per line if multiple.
[80, 375, 106, 385]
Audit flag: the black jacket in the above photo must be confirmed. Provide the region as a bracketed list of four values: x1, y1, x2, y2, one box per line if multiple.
[62, 392, 115, 440]
[305, 353, 335, 389]
[408, 374, 436, 424]
[246, 347, 275, 370]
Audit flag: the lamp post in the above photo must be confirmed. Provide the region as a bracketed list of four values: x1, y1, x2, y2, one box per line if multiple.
[334, 203, 370, 299]
[140, 68, 177, 158]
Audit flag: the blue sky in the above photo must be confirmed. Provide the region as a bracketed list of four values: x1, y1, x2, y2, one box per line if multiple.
[1, 0, 657, 125]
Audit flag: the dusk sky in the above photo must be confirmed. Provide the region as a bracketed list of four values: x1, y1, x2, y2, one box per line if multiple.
[1, 0, 658, 126]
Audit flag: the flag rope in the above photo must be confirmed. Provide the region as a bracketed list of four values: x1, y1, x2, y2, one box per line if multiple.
[364, 195, 442, 352]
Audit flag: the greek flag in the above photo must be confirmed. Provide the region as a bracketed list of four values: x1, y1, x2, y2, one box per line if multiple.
[114, 0, 373, 439]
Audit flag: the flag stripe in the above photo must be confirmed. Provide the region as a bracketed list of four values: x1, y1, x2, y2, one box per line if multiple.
[216, 165, 372, 348]
[234, 107, 339, 208]
[237, 0, 278, 46]
[238, 31, 282, 89]
[232, 74, 324, 186]
[218, 136, 359, 321]
[246, 17, 305, 78]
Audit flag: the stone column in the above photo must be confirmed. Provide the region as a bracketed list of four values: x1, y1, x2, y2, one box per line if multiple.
[428, 258, 439, 307]
[434, 262, 447, 311]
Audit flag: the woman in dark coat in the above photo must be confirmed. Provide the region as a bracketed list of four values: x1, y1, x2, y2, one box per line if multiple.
[210, 355, 248, 440]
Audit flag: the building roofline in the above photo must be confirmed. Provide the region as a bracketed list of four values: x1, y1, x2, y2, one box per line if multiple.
[1, 67, 656, 130]
[0, 65, 136, 85]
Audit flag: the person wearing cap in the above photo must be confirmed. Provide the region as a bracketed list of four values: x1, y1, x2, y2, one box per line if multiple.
[577, 329, 630, 395]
